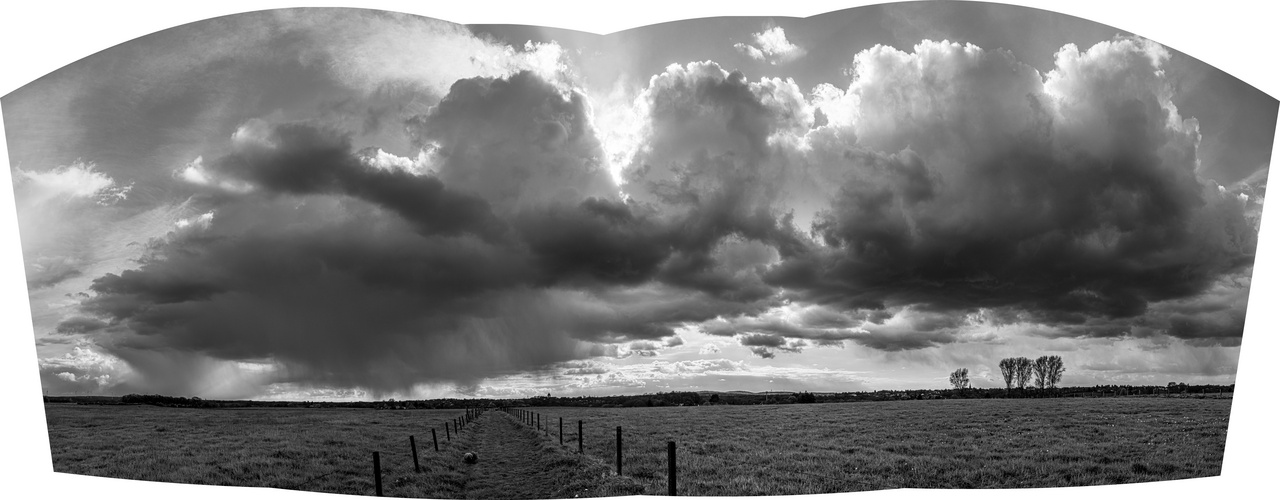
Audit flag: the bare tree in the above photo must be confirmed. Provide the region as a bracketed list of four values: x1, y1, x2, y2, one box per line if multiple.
[1033, 356, 1051, 389]
[998, 358, 1016, 391]
[949, 368, 970, 390]
[1045, 355, 1065, 388]
[1014, 357, 1033, 389]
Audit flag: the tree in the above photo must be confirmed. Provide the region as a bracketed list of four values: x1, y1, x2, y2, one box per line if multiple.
[1014, 357, 1034, 389]
[1033, 356, 1051, 389]
[709, 393, 720, 404]
[949, 368, 970, 390]
[1045, 355, 1065, 388]
[998, 358, 1016, 391]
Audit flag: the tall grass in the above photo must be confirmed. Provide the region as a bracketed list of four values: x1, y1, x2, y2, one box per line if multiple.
[46, 405, 471, 497]
[520, 398, 1231, 495]
[45, 398, 1231, 497]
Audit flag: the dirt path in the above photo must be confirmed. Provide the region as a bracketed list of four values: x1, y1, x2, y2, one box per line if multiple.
[456, 412, 642, 499]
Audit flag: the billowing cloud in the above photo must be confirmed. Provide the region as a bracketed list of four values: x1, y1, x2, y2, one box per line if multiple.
[405, 71, 618, 212]
[734, 25, 807, 65]
[64, 70, 785, 395]
[766, 39, 1256, 346]
[10, 3, 1267, 399]
[37, 342, 128, 395]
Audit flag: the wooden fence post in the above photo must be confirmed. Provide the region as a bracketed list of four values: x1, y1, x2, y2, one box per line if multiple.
[373, 451, 383, 497]
[667, 441, 676, 496]
[537, 413, 541, 430]
[560, 417, 564, 445]
[446, 422, 451, 441]
[411, 435, 420, 473]
[432, 428, 439, 452]
[616, 426, 622, 475]
[578, 420, 583, 454]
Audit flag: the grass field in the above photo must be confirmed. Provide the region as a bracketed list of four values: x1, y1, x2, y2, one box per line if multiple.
[521, 397, 1232, 495]
[45, 405, 473, 497]
[44, 397, 1232, 497]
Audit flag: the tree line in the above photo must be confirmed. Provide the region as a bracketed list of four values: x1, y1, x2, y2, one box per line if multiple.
[950, 355, 1066, 391]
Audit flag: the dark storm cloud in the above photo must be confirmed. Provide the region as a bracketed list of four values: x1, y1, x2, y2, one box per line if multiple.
[849, 323, 961, 351]
[405, 71, 618, 211]
[514, 198, 673, 285]
[27, 266, 83, 290]
[619, 62, 817, 303]
[739, 333, 787, 348]
[210, 122, 507, 242]
[1024, 273, 1252, 346]
[701, 313, 858, 344]
[54, 316, 110, 335]
[68, 70, 798, 394]
[26, 4, 1271, 401]
[614, 39, 1263, 352]
[749, 347, 775, 359]
[738, 333, 806, 358]
[764, 39, 1260, 346]
[76, 201, 565, 393]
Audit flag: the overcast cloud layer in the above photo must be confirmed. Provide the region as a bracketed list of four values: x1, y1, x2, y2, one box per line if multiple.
[5, 4, 1273, 399]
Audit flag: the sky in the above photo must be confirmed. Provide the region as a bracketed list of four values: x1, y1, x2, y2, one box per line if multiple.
[2, 2, 1275, 401]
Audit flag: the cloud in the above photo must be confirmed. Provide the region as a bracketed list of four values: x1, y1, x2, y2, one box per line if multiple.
[749, 347, 775, 358]
[176, 156, 254, 193]
[617, 61, 816, 299]
[26, 257, 84, 289]
[734, 25, 807, 65]
[66, 72, 784, 394]
[649, 358, 746, 375]
[13, 161, 130, 206]
[37, 342, 128, 395]
[405, 71, 618, 212]
[54, 316, 110, 335]
[24, 20, 1267, 399]
[558, 360, 611, 376]
[207, 120, 509, 242]
[762, 38, 1256, 348]
[293, 10, 575, 96]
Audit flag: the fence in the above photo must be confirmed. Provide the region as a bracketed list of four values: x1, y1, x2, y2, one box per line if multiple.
[229, 404, 890, 496]
[340, 407, 483, 497]
[499, 406, 879, 496]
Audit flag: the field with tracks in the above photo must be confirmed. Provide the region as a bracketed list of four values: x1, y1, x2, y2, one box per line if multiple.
[44, 397, 1231, 497]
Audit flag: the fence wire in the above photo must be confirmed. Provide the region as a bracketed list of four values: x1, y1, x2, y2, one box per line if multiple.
[508, 408, 882, 495]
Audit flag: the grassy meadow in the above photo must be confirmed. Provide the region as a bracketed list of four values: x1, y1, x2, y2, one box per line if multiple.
[45, 405, 472, 497]
[525, 397, 1232, 495]
[44, 397, 1232, 497]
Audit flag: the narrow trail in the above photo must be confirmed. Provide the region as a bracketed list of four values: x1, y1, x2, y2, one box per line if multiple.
[456, 411, 641, 499]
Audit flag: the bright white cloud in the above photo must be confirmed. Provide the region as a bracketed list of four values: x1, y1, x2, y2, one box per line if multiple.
[14, 161, 129, 206]
[175, 156, 254, 193]
[734, 25, 806, 65]
[359, 147, 436, 175]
